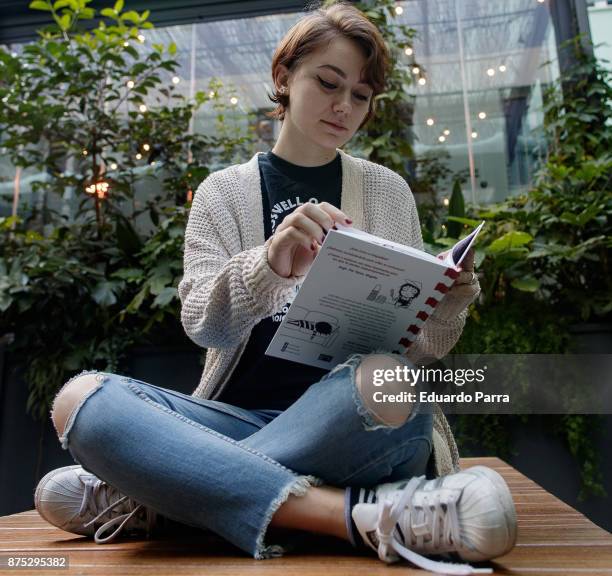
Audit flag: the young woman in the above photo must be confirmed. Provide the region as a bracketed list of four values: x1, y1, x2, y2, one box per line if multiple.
[36, 3, 516, 573]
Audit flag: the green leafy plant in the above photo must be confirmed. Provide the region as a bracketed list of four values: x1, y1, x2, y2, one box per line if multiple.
[0, 1, 254, 420]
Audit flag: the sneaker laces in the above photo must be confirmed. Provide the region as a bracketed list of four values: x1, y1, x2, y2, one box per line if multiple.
[376, 476, 492, 575]
[79, 478, 157, 544]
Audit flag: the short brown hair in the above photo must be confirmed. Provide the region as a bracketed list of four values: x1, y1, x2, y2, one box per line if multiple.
[267, 1, 390, 130]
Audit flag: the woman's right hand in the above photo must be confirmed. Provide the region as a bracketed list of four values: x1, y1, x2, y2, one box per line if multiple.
[267, 201, 353, 278]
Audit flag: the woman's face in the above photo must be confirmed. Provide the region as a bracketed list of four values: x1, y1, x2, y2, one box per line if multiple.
[279, 36, 374, 151]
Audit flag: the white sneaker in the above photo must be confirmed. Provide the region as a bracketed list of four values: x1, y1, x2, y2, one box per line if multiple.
[35, 465, 158, 544]
[352, 466, 517, 575]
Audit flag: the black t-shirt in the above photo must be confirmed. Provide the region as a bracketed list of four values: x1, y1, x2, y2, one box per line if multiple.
[217, 150, 342, 410]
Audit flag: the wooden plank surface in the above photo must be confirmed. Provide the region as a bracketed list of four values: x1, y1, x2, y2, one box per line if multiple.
[1, 457, 611, 575]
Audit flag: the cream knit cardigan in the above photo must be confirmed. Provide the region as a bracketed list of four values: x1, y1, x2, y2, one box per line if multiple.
[178, 149, 479, 477]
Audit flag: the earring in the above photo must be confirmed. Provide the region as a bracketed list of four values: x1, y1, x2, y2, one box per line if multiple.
[279, 85, 288, 95]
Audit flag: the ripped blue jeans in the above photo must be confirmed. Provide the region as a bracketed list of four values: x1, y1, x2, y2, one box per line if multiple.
[56, 352, 433, 560]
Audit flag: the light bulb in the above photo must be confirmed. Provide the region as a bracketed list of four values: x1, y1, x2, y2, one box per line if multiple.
[137, 34, 145, 43]
[230, 96, 238, 105]
[123, 41, 129, 47]
[471, 131, 478, 138]
[110, 163, 118, 170]
[443, 197, 450, 206]
[438, 135, 446, 142]
[126, 80, 135, 89]
[136, 153, 142, 160]
[443, 129, 450, 136]
[82, 149, 88, 156]
[486, 68, 495, 77]
[498, 64, 507, 72]
[478, 111, 487, 119]
[172, 76, 180, 84]
[404, 47, 413, 56]
[139, 104, 147, 113]
[426, 118, 434, 126]
[394, 5, 403, 15]
[143, 143, 150, 151]
[418, 77, 426, 86]
[209, 91, 215, 98]
[412, 66, 420, 75]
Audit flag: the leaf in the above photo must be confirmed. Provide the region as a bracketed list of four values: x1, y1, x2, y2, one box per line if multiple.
[446, 216, 481, 227]
[511, 277, 540, 292]
[152, 286, 177, 308]
[149, 270, 172, 295]
[53, 0, 71, 9]
[125, 285, 148, 313]
[121, 10, 139, 23]
[113, 0, 124, 12]
[100, 7, 115, 18]
[487, 231, 533, 253]
[168, 41, 176, 56]
[57, 13, 71, 30]
[92, 281, 117, 307]
[29, 1, 51, 11]
[111, 267, 143, 281]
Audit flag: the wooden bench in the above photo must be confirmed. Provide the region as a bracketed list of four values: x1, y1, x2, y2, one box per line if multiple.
[1, 457, 611, 574]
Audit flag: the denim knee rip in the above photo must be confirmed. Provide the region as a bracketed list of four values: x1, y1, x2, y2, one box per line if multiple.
[52, 370, 111, 451]
[320, 350, 419, 433]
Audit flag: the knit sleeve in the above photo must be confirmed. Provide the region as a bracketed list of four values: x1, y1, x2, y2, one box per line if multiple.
[383, 173, 480, 364]
[178, 177, 302, 349]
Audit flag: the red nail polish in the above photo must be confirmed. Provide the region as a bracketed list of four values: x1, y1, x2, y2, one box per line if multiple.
[345, 218, 353, 224]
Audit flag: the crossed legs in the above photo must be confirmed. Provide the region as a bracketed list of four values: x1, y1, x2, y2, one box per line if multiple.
[49, 353, 422, 548]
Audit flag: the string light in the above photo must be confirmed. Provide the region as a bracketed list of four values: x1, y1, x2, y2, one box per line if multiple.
[394, 5, 403, 15]
[438, 135, 446, 142]
[443, 197, 450, 206]
[418, 77, 426, 86]
[478, 111, 487, 119]
[498, 64, 507, 72]
[143, 143, 150, 151]
[137, 34, 145, 43]
[139, 104, 147, 113]
[126, 80, 135, 89]
[82, 149, 88, 156]
[209, 91, 215, 98]
[136, 153, 142, 160]
[110, 162, 118, 170]
[486, 68, 495, 77]
[404, 47, 413, 56]
[123, 41, 129, 47]
[85, 180, 109, 199]
[426, 118, 434, 126]
[471, 131, 478, 139]
[230, 96, 238, 105]
[172, 76, 180, 84]
[412, 66, 420, 75]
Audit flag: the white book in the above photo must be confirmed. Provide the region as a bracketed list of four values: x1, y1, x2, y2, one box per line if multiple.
[265, 221, 484, 369]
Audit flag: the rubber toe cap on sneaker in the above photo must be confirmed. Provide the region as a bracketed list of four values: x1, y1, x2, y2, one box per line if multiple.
[34, 465, 95, 537]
